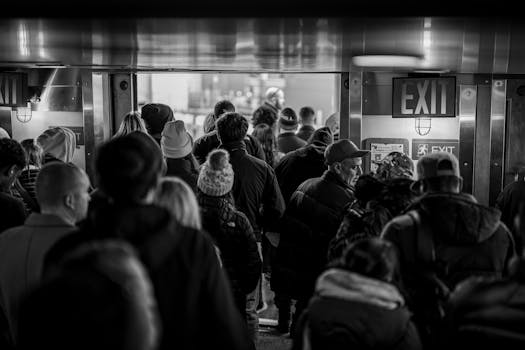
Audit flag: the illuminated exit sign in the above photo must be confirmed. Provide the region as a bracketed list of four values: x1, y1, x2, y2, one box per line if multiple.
[0, 73, 28, 107]
[392, 77, 456, 118]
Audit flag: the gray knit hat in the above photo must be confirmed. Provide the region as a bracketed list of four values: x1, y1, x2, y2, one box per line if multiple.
[197, 149, 234, 197]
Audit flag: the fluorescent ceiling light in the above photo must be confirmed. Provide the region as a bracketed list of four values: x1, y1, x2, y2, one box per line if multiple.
[352, 55, 423, 68]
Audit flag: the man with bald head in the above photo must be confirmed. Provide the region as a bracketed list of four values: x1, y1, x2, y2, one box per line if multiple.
[0, 162, 90, 347]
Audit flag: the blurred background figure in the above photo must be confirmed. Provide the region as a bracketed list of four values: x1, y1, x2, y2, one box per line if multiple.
[36, 127, 76, 164]
[252, 123, 282, 168]
[161, 120, 199, 192]
[325, 113, 340, 141]
[18, 240, 159, 350]
[141, 103, 175, 145]
[0, 127, 10, 139]
[114, 111, 147, 138]
[277, 107, 306, 154]
[293, 238, 421, 350]
[496, 163, 525, 254]
[262, 87, 285, 115]
[296, 106, 316, 142]
[0, 139, 27, 233]
[155, 176, 201, 230]
[18, 139, 44, 210]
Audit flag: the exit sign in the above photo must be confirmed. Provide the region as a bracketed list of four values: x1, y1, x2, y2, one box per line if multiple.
[392, 77, 456, 118]
[0, 73, 28, 107]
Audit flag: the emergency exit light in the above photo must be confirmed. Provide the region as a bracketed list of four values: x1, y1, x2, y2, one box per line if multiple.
[352, 55, 423, 68]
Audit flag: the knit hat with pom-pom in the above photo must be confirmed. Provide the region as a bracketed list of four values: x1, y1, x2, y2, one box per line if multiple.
[197, 149, 234, 197]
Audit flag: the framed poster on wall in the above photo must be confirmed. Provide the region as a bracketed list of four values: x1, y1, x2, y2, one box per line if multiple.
[362, 138, 410, 174]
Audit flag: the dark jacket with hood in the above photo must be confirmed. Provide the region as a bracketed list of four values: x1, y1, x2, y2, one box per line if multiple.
[293, 269, 422, 350]
[277, 132, 307, 154]
[382, 192, 514, 289]
[274, 141, 328, 205]
[165, 155, 199, 192]
[44, 199, 254, 350]
[193, 131, 265, 165]
[272, 170, 354, 299]
[198, 192, 262, 313]
[221, 141, 285, 239]
[443, 260, 525, 348]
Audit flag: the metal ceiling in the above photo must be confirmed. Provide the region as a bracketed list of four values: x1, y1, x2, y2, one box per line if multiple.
[0, 17, 524, 73]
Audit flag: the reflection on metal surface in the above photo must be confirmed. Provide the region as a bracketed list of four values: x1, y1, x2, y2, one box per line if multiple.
[459, 84, 477, 194]
[81, 70, 95, 181]
[0, 18, 524, 73]
[489, 79, 507, 205]
[349, 72, 362, 146]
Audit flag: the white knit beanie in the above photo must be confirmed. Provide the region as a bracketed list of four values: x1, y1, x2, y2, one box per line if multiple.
[197, 149, 234, 197]
[161, 120, 193, 159]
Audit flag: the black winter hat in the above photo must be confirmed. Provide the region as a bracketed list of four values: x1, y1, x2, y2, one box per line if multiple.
[140, 104, 174, 138]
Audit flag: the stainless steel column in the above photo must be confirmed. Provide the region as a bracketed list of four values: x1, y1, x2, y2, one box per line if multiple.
[473, 82, 492, 206]
[489, 80, 507, 205]
[458, 85, 477, 195]
[110, 73, 137, 135]
[339, 72, 350, 139]
[349, 71, 362, 147]
[81, 70, 96, 182]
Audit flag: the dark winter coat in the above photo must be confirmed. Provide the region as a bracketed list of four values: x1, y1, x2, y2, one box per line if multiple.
[496, 180, 525, 253]
[277, 132, 307, 154]
[0, 192, 26, 234]
[272, 170, 354, 299]
[329, 178, 416, 262]
[44, 200, 253, 350]
[165, 156, 199, 191]
[274, 142, 328, 204]
[444, 269, 525, 348]
[192, 130, 265, 164]
[198, 192, 262, 313]
[382, 192, 515, 289]
[221, 141, 285, 239]
[296, 125, 315, 142]
[293, 269, 421, 350]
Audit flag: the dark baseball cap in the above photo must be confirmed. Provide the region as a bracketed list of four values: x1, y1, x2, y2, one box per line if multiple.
[416, 151, 461, 180]
[324, 139, 369, 165]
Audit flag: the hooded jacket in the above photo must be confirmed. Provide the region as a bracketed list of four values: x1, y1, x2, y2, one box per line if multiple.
[293, 269, 421, 350]
[192, 131, 265, 165]
[44, 200, 253, 350]
[198, 192, 262, 313]
[382, 192, 515, 293]
[274, 141, 329, 204]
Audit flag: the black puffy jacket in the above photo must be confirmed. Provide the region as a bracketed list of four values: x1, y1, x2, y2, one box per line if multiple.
[198, 192, 262, 312]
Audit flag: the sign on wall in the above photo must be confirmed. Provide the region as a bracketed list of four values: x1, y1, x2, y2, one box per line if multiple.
[362, 138, 410, 173]
[412, 139, 459, 160]
[0, 73, 28, 107]
[392, 77, 456, 118]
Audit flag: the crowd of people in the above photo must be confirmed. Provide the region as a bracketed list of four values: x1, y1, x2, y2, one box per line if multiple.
[0, 86, 524, 350]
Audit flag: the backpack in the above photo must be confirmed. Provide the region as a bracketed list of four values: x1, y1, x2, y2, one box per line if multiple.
[407, 210, 450, 348]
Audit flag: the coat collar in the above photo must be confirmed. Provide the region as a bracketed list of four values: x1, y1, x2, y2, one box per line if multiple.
[25, 213, 74, 227]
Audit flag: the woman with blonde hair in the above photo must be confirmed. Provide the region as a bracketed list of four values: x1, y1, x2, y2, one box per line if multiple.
[114, 111, 147, 138]
[154, 176, 201, 230]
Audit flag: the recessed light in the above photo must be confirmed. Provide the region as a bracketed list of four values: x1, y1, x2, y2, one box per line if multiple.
[352, 55, 423, 68]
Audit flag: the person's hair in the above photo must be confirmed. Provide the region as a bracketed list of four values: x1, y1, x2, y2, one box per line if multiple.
[0, 138, 27, 172]
[422, 175, 461, 193]
[252, 106, 277, 128]
[252, 123, 278, 167]
[203, 112, 217, 133]
[354, 174, 386, 204]
[216, 112, 249, 143]
[36, 162, 88, 210]
[154, 177, 202, 229]
[21, 139, 44, 168]
[213, 100, 235, 119]
[335, 238, 400, 283]
[114, 112, 147, 138]
[299, 106, 315, 123]
[18, 240, 159, 350]
[96, 132, 163, 203]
